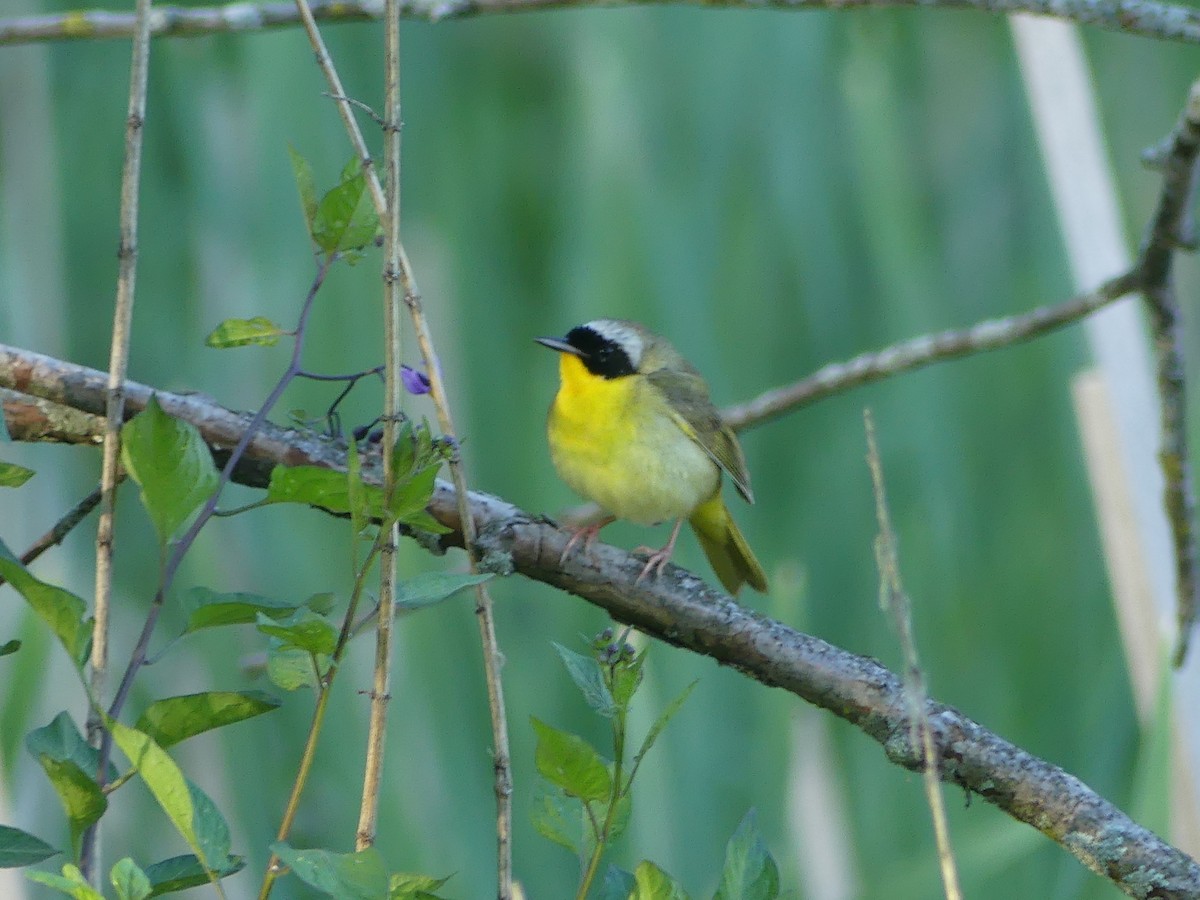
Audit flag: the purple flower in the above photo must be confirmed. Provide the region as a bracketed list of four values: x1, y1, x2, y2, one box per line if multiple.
[401, 365, 431, 395]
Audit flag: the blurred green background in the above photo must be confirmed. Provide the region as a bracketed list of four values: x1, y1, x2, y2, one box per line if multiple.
[2, 2, 1199, 897]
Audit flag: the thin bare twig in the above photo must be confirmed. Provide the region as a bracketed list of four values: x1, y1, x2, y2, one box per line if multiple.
[4, 360, 1198, 899]
[286, 3, 513, 891]
[864, 411, 961, 900]
[1134, 79, 1200, 665]
[80, 0, 154, 882]
[721, 270, 1140, 430]
[0, 484, 105, 593]
[6, 0, 1200, 46]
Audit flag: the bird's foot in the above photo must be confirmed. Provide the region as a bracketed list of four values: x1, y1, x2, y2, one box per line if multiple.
[559, 516, 615, 565]
[633, 546, 673, 584]
[632, 518, 686, 585]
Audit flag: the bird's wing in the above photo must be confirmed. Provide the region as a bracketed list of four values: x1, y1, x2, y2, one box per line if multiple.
[646, 367, 755, 504]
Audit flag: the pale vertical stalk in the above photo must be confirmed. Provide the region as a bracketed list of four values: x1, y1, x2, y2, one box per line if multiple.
[291, 2, 512, 890]
[1013, 17, 1200, 853]
[865, 411, 962, 900]
[355, 0, 404, 851]
[81, 0, 153, 885]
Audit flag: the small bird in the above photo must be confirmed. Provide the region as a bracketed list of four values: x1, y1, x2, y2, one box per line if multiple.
[536, 319, 768, 594]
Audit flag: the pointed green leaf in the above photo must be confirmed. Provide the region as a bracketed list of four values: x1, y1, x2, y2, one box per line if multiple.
[0, 639, 19, 657]
[530, 787, 578, 855]
[0, 824, 59, 868]
[36, 757, 106, 857]
[288, 145, 318, 237]
[400, 508, 452, 535]
[135, 691, 281, 749]
[181, 587, 304, 633]
[271, 843, 387, 899]
[631, 861, 689, 900]
[530, 717, 611, 802]
[26, 863, 103, 899]
[312, 166, 378, 255]
[632, 680, 697, 779]
[255, 608, 336, 655]
[597, 865, 636, 900]
[389, 871, 452, 899]
[144, 853, 244, 896]
[714, 809, 779, 900]
[107, 721, 210, 869]
[0, 542, 90, 667]
[389, 464, 440, 525]
[390, 419, 417, 476]
[266, 464, 364, 515]
[27, 711, 118, 783]
[121, 397, 218, 545]
[267, 644, 326, 692]
[609, 648, 646, 712]
[396, 572, 492, 611]
[111, 857, 152, 900]
[554, 642, 615, 718]
[0, 461, 34, 487]
[186, 778, 233, 871]
[305, 592, 336, 615]
[204, 316, 286, 349]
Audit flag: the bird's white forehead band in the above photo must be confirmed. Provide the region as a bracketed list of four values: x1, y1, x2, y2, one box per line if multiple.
[584, 319, 644, 368]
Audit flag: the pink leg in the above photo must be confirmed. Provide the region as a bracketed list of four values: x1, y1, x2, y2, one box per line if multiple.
[633, 518, 685, 584]
[560, 515, 616, 564]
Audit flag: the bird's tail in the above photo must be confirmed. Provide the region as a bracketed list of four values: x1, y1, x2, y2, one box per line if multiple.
[689, 494, 768, 595]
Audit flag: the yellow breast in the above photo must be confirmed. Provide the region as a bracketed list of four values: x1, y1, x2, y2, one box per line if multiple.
[547, 354, 719, 525]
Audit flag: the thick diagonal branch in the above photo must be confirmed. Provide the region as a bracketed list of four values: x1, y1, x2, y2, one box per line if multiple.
[2, 350, 1197, 899]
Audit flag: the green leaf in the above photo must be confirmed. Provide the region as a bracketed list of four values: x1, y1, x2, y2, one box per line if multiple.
[530, 717, 611, 802]
[630, 861, 689, 900]
[266, 464, 363, 515]
[267, 644, 327, 692]
[135, 691, 281, 749]
[26, 863, 104, 899]
[36, 757, 107, 858]
[631, 680, 697, 780]
[597, 865, 636, 900]
[27, 711, 119, 783]
[288, 145, 318, 238]
[204, 316, 286, 349]
[389, 871, 451, 899]
[714, 809, 779, 900]
[121, 397, 219, 545]
[554, 642, 615, 718]
[107, 721, 214, 871]
[111, 857, 153, 900]
[186, 778, 233, 872]
[400, 508, 452, 535]
[144, 853, 244, 896]
[609, 648, 646, 712]
[312, 165, 378, 255]
[388, 464, 440, 526]
[181, 587, 305, 633]
[255, 608, 337, 655]
[396, 572, 492, 611]
[0, 639, 19, 657]
[305, 592, 336, 615]
[0, 543, 91, 668]
[0, 824, 59, 868]
[390, 419, 417, 476]
[530, 787, 578, 855]
[271, 842, 387, 899]
[0, 460, 34, 487]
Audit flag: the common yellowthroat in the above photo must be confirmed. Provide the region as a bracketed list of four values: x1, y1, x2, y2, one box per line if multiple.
[536, 319, 768, 595]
